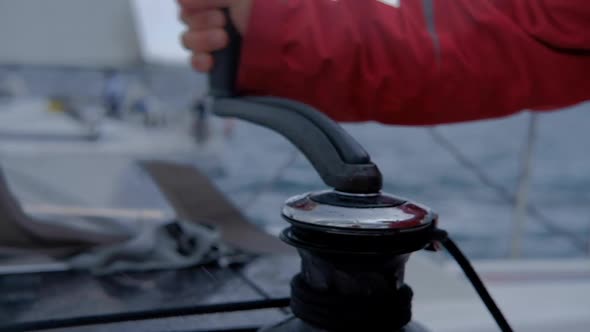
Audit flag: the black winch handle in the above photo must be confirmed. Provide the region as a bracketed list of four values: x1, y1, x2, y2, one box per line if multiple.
[209, 9, 382, 194]
[209, 8, 241, 98]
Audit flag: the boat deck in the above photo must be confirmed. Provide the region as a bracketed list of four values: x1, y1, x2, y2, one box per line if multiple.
[2, 253, 589, 332]
[0, 133, 588, 331]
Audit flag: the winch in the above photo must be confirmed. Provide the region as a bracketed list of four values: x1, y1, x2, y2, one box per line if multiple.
[214, 98, 437, 331]
[209, 9, 511, 332]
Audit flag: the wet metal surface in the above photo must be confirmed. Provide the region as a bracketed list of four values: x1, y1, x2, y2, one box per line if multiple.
[283, 191, 436, 230]
[0, 256, 298, 331]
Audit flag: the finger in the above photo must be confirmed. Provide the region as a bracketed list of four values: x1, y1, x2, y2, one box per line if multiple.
[180, 9, 225, 30]
[177, 0, 232, 11]
[181, 29, 228, 52]
[191, 53, 213, 72]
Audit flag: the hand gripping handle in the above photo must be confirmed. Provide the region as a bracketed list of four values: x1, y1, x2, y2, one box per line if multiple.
[209, 10, 382, 194]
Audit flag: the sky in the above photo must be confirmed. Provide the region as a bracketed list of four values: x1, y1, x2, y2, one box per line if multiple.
[131, 0, 191, 65]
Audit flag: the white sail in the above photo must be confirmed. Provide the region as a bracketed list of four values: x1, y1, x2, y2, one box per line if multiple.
[0, 0, 189, 68]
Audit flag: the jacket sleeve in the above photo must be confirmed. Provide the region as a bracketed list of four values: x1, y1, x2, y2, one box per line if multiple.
[236, 0, 590, 125]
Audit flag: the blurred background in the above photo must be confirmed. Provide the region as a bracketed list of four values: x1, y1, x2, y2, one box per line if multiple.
[0, 0, 588, 260]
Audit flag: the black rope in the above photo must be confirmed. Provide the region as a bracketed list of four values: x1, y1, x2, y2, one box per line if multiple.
[169, 327, 260, 332]
[0, 298, 290, 332]
[433, 229, 513, 332]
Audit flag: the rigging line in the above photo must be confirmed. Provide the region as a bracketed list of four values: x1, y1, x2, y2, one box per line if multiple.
[427, 127, 587, 253]
[241, 149, 299, 209]
[511, 114, 539, 258]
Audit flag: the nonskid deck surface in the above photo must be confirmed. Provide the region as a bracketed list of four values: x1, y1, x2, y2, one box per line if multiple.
[412, 255, 590, 332]
[1, 253, 588, 331]
[0, 255, 293, 331]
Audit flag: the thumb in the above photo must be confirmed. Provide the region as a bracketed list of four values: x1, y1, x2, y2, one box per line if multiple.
[228, 0, 252, 35]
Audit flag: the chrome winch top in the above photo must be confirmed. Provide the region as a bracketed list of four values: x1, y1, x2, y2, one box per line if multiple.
[282, 190, 436, 231]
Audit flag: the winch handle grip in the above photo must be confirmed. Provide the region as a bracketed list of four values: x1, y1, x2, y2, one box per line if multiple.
[214, 97, 383, 194]
[209, 8, 241, 98]
[210, 9, 382, 194]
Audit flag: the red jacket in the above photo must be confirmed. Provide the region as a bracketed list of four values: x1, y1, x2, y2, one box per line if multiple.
[237, 0, 590, 125]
